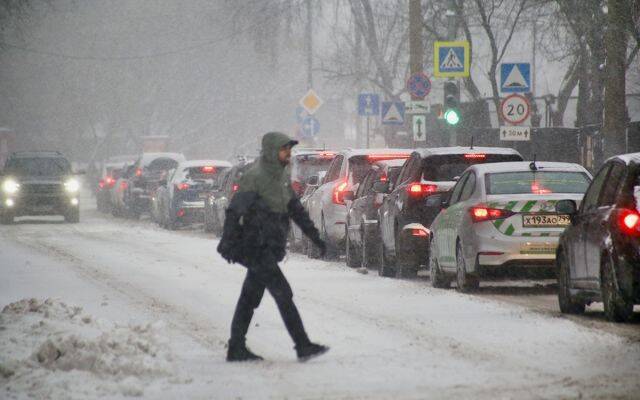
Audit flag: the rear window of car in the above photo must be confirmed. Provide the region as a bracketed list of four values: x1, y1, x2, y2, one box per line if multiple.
[486, 171, 591, 195]
[147, 158, 180, 171]
[422, 154, 522, 181]
[180, 166, 229, 181]
[5, 157, 71, 176]
[350, 155, 410, 183]
[292, 154, 335, 181]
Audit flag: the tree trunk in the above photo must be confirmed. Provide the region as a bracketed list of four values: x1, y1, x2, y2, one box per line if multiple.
[603, 0, 629, 157]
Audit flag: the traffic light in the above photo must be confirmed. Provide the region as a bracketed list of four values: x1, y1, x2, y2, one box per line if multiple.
[443, 80, 461, 126]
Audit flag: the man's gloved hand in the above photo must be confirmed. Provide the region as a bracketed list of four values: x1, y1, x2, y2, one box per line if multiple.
[314, 239, 327, 258]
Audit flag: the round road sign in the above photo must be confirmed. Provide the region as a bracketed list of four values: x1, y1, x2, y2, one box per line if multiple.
[406, 72, 431, 99]
[500, 94, 530, 125]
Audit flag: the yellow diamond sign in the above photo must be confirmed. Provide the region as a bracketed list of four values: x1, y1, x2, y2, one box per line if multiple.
[299, 89, 323, 115]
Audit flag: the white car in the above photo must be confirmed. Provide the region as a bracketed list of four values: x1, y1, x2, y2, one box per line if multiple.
[306, 148, 411, 258]
[429, 161, 592, 291]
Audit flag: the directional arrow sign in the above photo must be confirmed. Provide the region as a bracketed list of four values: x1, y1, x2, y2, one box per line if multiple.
[500, 126, 531, 141]
[413, 115, 426, 141]
[301, 116, 320, 138]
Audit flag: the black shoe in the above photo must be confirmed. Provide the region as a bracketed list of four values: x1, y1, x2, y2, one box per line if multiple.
[296, 342, 329, 362]
[226, 341, 264, 362]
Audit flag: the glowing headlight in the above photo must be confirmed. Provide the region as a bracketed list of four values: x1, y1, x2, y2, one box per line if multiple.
[2, 179, 19, 194]
[64, 178, 80, 193]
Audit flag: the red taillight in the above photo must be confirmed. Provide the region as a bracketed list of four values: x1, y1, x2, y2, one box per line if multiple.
[407, 182, 437, 197]
[201, 166, 216, 174]
[292, 180, 304, 195]
[470, 206, 513, 223]
[367, 154, 410, 161]
[135, 168, 142, 177]
[106, 177, 116, 188]
[464, 153, 486, 160]
[120, 181, 128, 190]
[176, 209, 185, 218]
[98, 179, 105, 189]
[176, 183, 190, 191]
[379, 174, 388, 182]
[332, 181, 348, 204]
[319, 152, 336, 158]
[232, 183, 239, 193]
[619, 209, 640, 235]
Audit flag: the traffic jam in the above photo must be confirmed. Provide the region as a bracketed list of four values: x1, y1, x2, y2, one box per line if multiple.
[86, 143, 639, 323]
[2, 1, 640, 398]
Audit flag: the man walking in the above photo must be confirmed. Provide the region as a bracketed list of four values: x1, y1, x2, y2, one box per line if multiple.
[218, 132, 329, 362]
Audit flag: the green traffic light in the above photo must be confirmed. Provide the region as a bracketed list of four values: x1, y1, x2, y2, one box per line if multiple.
[444, 109, 460, 126]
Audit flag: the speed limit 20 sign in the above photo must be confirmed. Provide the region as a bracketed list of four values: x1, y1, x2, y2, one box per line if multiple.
[500, 94, 530, 125]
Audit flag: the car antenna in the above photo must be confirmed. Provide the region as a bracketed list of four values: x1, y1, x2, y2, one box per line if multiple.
[470, 136, 474, 150]
[529, 154, 538, 171]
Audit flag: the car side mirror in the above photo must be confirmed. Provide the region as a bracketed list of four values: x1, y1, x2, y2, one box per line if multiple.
[556, 199, 577, 217]
[343, 190, 355, 201]
[440, 192, 452, 209]
[306, 175, 320, 187]
[372, 181, 389, 194]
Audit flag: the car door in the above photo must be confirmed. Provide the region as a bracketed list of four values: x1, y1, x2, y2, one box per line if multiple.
[571, 163, 612, 284]
[584, 161, 626, 283]
[349, 169, 375, 245]
[382, 155, 419, 251]
[435, 172, 469, 269]
[441, 172, 472, 268]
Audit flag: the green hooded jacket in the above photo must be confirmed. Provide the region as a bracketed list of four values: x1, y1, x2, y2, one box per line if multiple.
[238, 132, 298, 213]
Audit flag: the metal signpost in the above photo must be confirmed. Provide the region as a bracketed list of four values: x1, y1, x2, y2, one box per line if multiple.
[358, 93, 380, 148]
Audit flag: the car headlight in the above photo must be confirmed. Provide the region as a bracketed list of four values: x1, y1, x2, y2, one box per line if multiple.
[2, 179, 19, 194]
[64, 178, 80, 193]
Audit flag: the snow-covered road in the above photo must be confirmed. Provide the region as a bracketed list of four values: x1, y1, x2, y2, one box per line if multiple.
[1, 204, 640, 399]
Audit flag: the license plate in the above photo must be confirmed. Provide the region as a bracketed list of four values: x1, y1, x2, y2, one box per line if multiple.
[522, 214, 570, 228]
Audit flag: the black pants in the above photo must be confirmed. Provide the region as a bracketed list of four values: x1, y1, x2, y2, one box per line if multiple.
[230, 259, 310, 347]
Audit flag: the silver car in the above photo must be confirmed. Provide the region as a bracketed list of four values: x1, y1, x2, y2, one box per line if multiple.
[429, 161, 592, 291]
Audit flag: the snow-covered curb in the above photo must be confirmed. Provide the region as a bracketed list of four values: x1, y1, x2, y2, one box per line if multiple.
[0, 298, 189, 399]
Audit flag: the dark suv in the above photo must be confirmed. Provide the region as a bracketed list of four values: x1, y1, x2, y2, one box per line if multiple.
[556, 153, 640, 322]
[0, 151, 82, 224]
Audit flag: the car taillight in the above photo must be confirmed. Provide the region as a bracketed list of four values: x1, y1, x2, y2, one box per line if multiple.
[176, 183, 190, 190]
[98, 179, 105, 189]
[292, 180, 304, 195]
[135, 168, 142, 177]
[176, 209, 185, 218]
[201, 166, 216, 174]
[232, 183, 239, 193]
[105, 177, 116, 188]
[411, 228, 428, 237]
[332, 181, 348, 205]
[120, 181, 128, 190]
[464, 153, 486, 160]
[379, 174, 388, 182]
[470, 206, 514, 223]
[367, 154, 410, 161]
[618, 209, 640, 235]
[407, 183, 437, 197]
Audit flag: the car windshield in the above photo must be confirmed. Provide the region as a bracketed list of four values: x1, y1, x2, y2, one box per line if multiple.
[486, 171, 591, 195]
[5, 157, 71, 176]
[422, 154, 522, 181]
[292, 154, 334, 182]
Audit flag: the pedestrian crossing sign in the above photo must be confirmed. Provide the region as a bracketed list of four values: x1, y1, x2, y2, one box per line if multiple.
[434, 41, 470, 78]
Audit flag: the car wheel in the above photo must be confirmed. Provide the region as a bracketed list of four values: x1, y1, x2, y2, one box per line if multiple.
[345, 226, 361, 268]
[377, 236, 396, 277]
[1, 211, 14, 225]
[557, 249, 585, 314]
[64, 208, 80, 223]
[601, 255, 634, 322]
[455, 242, 479, 292]
[395, 232, 418, 279]
[430, 251, 451, 289]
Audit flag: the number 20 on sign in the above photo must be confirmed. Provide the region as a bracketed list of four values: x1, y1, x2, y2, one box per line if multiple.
[500, 94, 530, 125]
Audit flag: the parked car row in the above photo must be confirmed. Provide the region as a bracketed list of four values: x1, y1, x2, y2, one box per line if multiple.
[93, 146, 640, 323]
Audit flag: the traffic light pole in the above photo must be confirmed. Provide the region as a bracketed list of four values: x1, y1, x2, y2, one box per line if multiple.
[447, 0, 457, 147]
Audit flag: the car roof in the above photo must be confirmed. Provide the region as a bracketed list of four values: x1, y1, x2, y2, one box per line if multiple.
[339, 148, 414, 158]
[607, 152, 640, 165]
[293, 148, 337, 156]
[9, 151, 66, 159]
[470, 161, 590, 175]
[139, 153, 186, 165]
[413, 146, 522, 157]
[178, 160, 232, 169]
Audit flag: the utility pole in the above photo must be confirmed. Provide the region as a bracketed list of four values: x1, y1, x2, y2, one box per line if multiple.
[446, 0, 458, 146]
[408, 0, 423, 147]
[305, 0, 313, 90]
[355, 23, 363, 147]
[603, 0, 629, 157]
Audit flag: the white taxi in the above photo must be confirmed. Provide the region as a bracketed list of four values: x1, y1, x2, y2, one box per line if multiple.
[429, 161, 592, 291]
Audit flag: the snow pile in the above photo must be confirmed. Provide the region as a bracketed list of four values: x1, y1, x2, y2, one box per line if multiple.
[0, 298, 186, 398]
